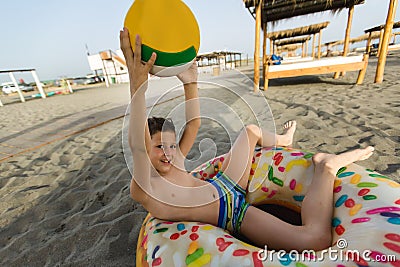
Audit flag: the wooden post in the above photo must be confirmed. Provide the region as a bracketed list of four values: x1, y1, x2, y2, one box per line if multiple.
[356, 53, 370, 85]
[356, 32, 372, 84]
[342, 5, 354, 58]
[375, 0, 399, 83]
[262, 23, 268, 90]
[366, 33, 373, 54]
[317, 30, 322, 59]
[302, 42, 305, 57]
[312, 33, 316, 58]
[66, 79, 74, 93]
[273, 40, 276, 55]
[305, 39, 309, 56]
[31, 70, 46, 99]
[269, 39, 273, 56]
[337, 5, 354, 77]
[253, 0, 262, 92]
[9, 72, 25, 103]
[377, 29, 385, 57]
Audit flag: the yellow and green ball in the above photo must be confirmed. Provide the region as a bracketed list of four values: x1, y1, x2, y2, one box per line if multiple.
[124, 0, 200, 76]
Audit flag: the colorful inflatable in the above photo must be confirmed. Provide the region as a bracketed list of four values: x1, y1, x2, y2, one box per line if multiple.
[136, 147, 400, 267]
[124, 0, 200, 77]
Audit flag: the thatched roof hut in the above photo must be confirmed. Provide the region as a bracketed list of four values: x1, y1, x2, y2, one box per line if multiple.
[275, 36, 311, 46]
[276, 44, 303, 57]
[275, 36, 312, 57]
[243, 0, 366, 91]
[266, 22, 329, 59]
[277, 44, 302, 52]
[243, 0, 364, 23]
[347, 32, 382, 44]
[365, 21, 400, 33]
[325, 32, 381, 48]
[196, 51, 242, 69]
[267, 22, 329, 40]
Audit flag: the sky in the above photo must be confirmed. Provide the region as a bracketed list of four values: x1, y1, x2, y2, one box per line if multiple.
[0, 0, 398, 84]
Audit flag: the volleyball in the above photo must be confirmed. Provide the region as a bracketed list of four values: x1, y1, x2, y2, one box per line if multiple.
[124, 0, 200, 77]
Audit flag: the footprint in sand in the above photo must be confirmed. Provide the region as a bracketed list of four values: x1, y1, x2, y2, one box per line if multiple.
[302, 120, 321, 130]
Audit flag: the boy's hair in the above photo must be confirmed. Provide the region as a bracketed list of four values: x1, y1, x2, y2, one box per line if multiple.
[147, 117, 175, 137]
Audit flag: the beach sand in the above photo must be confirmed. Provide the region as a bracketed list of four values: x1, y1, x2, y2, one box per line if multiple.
[0, 52, 399, 266]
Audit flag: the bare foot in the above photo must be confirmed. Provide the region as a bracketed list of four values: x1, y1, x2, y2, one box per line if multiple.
[280, 120, 297, 146]
[312, 146, 374, 173]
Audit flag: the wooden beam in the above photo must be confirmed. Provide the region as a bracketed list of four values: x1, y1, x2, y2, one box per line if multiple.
[253, 0, 262, 92]
[263, 23, 268, 90]
[273, 40, 276, 55]
[375, 0, 399, 83]
[356, 32, 372, 84]
[366, 32, 373, 54]
[267, 61, 365, 79]
[318, 30, 322, 59]
[305, 39, 309, 56]
[312, 33, 316, 58]
[0, 68, 36, 73]
[8, 72, 25, 103]
[269, 39, 273, 56]
[31, 70, 46, 99]
[357, 56, 370, 85]
[377, 29, 384, 57]
[337, 5, 354, 77]
[343, 5, 354, 57]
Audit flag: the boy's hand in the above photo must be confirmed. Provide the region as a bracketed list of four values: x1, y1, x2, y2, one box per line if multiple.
[177, 60, 198, 85]
[120, 28, 157, 93]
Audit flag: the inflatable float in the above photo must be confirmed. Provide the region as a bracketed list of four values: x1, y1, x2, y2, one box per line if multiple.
[136, 147, 400, 267]
[31, 91, 62, 98]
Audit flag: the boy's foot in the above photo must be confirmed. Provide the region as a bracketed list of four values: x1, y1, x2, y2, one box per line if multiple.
[312, 146, 374, 173]
[281, 120, 297, 146]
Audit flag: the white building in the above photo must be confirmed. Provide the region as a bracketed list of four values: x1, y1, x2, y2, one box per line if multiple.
[87, 50, 129, 86]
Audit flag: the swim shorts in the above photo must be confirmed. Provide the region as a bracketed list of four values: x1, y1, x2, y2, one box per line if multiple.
[207, 171, 250, 236]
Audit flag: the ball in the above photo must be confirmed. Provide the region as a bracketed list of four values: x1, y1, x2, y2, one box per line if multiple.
[124, 0, 200, 77]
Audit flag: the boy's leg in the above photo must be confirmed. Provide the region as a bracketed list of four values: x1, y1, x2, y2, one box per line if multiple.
[240, 147, 374, 251]
[262, 120, 296, 147]
[221, 122, 297, 189]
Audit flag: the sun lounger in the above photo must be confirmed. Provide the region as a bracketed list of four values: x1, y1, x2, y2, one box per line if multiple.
[280, 56, 314, 64]
[263, 54, 368, 89]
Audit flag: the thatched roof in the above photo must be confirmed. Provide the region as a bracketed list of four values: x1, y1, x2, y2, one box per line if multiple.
[243, 0, 365, 23]
[196, 51, 241, 60]
[267, 21, 329, 40]
[275, 36, 311, 46]
[324, 31, 381, 47]
[277, 44, 302, 52]
[365, 21, 400, 33]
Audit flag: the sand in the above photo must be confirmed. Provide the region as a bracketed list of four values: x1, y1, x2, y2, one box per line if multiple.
[0, 52, 399, 266]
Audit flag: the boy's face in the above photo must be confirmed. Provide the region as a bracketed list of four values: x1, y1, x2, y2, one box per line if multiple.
[149, 131, 177, 175]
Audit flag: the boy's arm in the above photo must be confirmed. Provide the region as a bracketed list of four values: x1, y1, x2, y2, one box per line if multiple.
[120, 28, 156, 200]
[177, 61, 201, 157]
